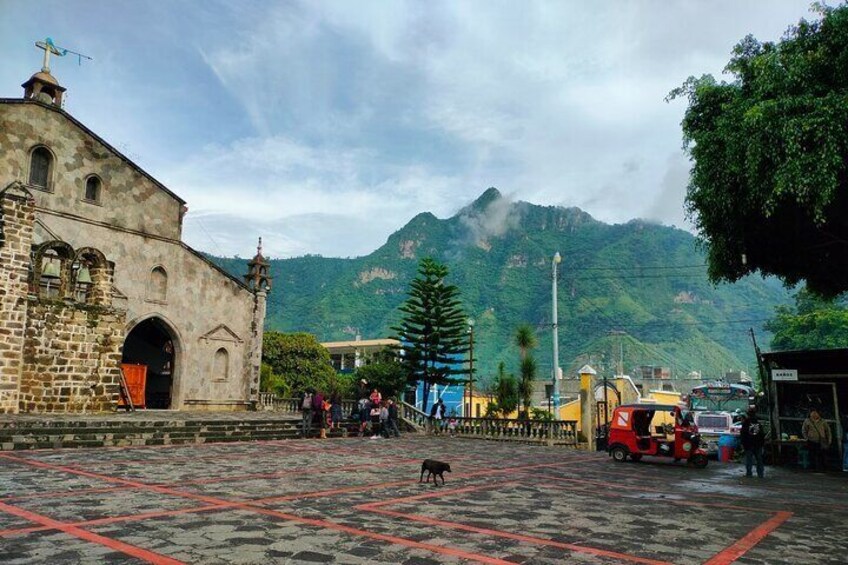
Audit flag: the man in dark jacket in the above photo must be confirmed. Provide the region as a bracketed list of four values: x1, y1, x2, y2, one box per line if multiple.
[740, 407, 765, 478]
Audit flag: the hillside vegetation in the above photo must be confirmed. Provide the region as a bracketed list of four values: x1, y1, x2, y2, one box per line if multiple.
[213, 188, 791, 385]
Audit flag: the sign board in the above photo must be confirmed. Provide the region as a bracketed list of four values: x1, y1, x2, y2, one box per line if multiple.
[772, 369, 798, 382]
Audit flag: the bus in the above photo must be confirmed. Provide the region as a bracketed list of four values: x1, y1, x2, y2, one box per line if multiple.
[686, 383, 755, 454]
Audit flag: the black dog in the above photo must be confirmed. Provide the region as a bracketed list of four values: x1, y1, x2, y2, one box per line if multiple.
[420, 459, 451, 486]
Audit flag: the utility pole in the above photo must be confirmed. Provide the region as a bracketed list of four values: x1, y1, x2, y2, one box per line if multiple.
[467, 319, 475, 417]
[551, 252, 562, 413]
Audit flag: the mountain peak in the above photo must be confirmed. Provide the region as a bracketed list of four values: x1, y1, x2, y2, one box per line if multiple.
[470, 187, 503, 211]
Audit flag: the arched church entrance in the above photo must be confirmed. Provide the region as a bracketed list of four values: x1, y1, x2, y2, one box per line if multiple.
[122, 318, 177, 409]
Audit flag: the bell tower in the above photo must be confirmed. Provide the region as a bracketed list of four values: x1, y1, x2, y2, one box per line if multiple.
[244, 237, 272, 292]
[22, 38, 68, 107]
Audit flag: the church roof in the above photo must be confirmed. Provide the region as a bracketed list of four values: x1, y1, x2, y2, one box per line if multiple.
[0, 98, 186, 205]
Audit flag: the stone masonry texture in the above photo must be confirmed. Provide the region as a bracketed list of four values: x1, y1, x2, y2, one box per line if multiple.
[0, 93, 266, 413]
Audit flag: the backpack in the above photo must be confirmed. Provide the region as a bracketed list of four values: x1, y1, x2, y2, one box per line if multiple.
[302, 393, 312, 410]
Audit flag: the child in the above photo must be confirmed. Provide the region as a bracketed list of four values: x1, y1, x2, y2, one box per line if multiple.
[448, 417, 458, 437]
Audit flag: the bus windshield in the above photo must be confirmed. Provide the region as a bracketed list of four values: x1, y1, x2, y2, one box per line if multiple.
[688, 384, 753, 413]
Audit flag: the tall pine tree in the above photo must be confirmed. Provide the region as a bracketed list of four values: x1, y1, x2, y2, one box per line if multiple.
[393, 257, 469, 413]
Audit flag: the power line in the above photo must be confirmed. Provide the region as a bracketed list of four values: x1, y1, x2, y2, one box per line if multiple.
[572, 263, 707, 272]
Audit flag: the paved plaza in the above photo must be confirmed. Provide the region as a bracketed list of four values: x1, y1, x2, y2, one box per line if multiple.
[1, 436, 847, 564]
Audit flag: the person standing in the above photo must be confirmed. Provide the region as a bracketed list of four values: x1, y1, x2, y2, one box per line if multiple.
[330, 391, 343, 429]
[312, 390, 325, 439]
[428, 401, 439, 435]
[379, 401, 390, 438]
[386, 398, 401, 438]
[803, 409, 832, 471]
[434, 398, 445, 435]
[357, 379, 369, 401]
[740, 407, 765, 478]
[300, 389, 314, 438]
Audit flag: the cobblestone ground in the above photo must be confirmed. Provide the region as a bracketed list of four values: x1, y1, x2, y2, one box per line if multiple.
[1, 436, 846, 564]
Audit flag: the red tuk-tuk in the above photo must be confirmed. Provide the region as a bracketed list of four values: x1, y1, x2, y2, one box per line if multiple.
[607, 403, 708, 468]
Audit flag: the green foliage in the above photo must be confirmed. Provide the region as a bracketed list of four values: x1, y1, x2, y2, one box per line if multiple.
[354, 361, 408, 399]
[212, 188, 793, 384]
[530, 407, 554, 421]
[515, 324, 537, 417]
[515, 323, 537, 359]
[671, 4, 848, 297]
[518, 356, 536, 418]
[484, 401, 500, 418]
[260, 362, 288, 396]
[393, 257, 470, 412]
[261, 331, 343, 395]
[494, 362, 519, 416]
[765, 288, 848, 350]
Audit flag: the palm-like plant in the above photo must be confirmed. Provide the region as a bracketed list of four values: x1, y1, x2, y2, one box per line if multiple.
[518, 356, 536, 419]
[515, 324, 537, 360]
[514, 325, 538, 418]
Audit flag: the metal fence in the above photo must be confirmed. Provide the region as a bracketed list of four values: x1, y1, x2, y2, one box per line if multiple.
[399, 402, 578, 445]
[256, 394, 578, 446]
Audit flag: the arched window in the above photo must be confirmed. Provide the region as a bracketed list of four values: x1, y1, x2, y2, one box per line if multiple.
[29, 147, 53, 189]
[84, 176, 101, 203]
[213, 348, 229, 380]
[148, 267, 168, 302]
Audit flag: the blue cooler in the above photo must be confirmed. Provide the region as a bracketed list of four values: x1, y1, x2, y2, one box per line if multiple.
[718, 434, 738, 463]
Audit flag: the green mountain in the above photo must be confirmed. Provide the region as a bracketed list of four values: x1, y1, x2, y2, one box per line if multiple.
[212, 188, 791, 384]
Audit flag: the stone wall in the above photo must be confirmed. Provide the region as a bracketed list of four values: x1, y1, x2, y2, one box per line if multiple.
[0, 101, 184, 241]
[0, 100, 266, 413]
[20, 300, 125, 412]
[0, 183, 34, 413]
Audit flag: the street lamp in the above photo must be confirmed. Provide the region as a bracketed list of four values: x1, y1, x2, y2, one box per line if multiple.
[552, 252, 562, 415]
[467, 318, 475, 418]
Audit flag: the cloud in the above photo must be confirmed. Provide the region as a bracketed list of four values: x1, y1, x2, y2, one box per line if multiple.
[458, 191, 524, 247]
[0, 0, 815, 258]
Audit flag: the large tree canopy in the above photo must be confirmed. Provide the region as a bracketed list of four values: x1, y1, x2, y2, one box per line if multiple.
[392, 257, 470, 413]
[672, 4, 848, 297]
[261, 331, 346, 396]
[764, 288, 848, 350]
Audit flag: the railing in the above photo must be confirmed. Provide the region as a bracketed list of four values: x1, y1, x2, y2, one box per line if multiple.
[257, 394, 358, 418]
[399, 401, 429, 431]
[399, 401, 577, 445]
[256, 395, 577, 445]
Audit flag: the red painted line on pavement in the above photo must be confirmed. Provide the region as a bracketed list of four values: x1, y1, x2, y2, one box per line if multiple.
[703, 511, 793, 565]
[0, 500, 185, 565]
[0, 448, 651, 565]
[369, 506, 672, 565]
[357, 481, 519, 510]
[545, 463, 844, 504]
[237, 504, 517, 565]
[0, 485, 128, 503]
[167, 457, 421, 486]
[0, 452, 518, 564]
[521, 473, 777, 514]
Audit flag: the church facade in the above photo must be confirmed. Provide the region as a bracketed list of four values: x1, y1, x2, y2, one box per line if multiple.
[0, 65, 270, 414]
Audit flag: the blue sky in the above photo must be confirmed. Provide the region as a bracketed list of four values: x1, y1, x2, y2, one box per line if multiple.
[1, 0, 812, 258]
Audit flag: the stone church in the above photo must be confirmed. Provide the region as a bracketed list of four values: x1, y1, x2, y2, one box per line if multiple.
[0, 58, 271, 414]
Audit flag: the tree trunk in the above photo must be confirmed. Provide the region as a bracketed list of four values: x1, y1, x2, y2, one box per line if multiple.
[421, 380, 431, 414]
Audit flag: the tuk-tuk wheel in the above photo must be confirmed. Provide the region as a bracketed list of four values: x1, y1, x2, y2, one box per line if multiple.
[610, 446, 628, 462]
[691, 454, 708, 469]
[630, 454, 642, 462]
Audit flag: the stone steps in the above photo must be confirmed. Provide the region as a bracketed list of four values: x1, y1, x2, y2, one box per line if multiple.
[0, 417, 310, 451]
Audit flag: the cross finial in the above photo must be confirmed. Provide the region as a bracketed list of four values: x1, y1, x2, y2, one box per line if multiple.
[35, 38, 66, 73]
